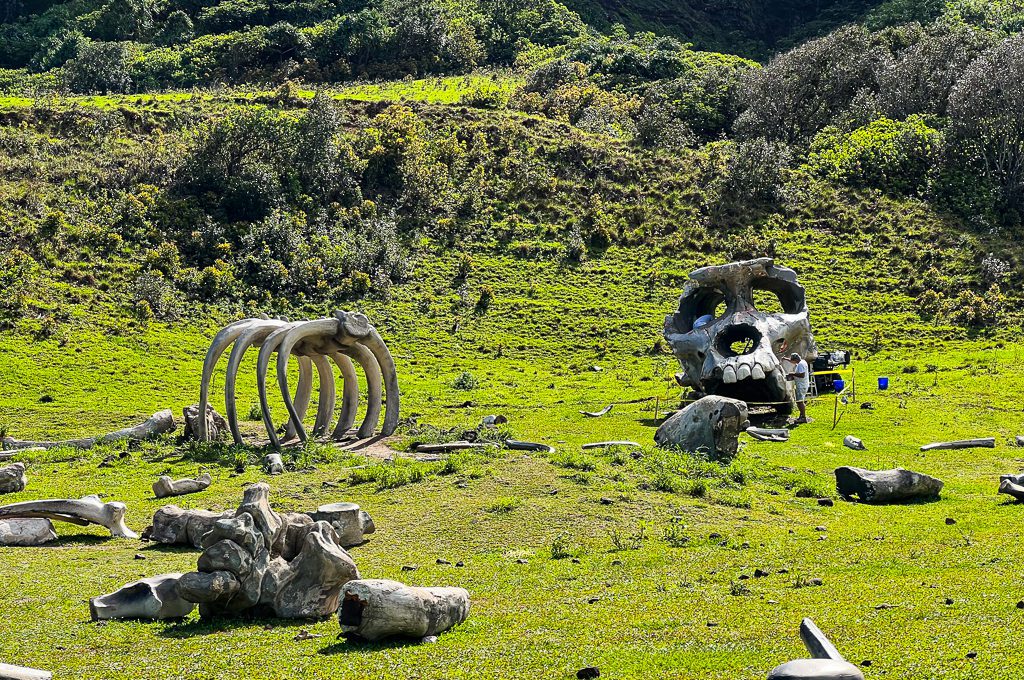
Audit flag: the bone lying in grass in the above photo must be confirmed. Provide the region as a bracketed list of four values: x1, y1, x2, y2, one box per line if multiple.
[196, 311, 399, 450]
[153, 473, 212, 499]
[0, 663, 52, 680]
[1, 411, 176, 451]
[999, 478, 1024, 501]
[747, 427, 790, 442]
[412, 442, 498, 453]
[90, 573, 196, 621]
[182, 404, 228, 441]
[580, 405, 613, 417]
[835, 466, 943, 504]
[919, 437, 994, 452]
[263, 453, 285, 475]
[843, 435, 866, 450]
[0, 463, 27, 494]
[0, 495, 138, 538]
[308, 503, 376, 546]
[505, 440, 556, 454]
[582, 441, 642, 450]
[655, 396, 749, 461]
[339, 579, 470, 642]
[148, 506, 234, 547]
[767, 618, 864, 680]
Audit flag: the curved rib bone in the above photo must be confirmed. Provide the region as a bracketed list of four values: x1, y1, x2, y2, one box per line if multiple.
[358, 330, 400, 436]
[283, 356, 314, 442]
[345, 344, 383, 439]
[276, 319, 340, 443]
[256, 324, 301, 449]
[310, 354, 336, 438]
[0, 495, 138, 538]
[224, 320, 287, 445]
[331, 353, 360, 439]
[197, 319, 261, 441]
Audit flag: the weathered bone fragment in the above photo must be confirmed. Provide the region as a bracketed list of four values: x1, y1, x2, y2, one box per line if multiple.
[263, 453, 285, 475]
[747, 427, 790, 442]
[148, 505, 233, 547]
[413, 442, 496, 453]
[0, 495, 138, 538]
[153, 473, 212, 499]
[182, 404, 228, 441]
[664, 258, 816, 414]
[506, 440, 556, 453]
[843, 435, 866, 450]
[580, 405, 613, 417]
[177, 483, 359, 619]
[0, 663, 52, 680]
[308, 503, 375, 547]
[1000, 472, 1024, 484]
[767, 618, 864, 680]
[582, 441, 641, 450]
[835, 466, 943, 504]
[339, 579, 470, 641]
[1016, 435, 1024, 447]
[480, 415, 508, 426]
[0, 463, 27, 494]
[197, 311, 400, 448]
[0, 518, 56, 546]
[655, 396, 749, 461]
[998, 478, 1024, 501]
[90, 573, 196, 620]
[920, 437, 995, 451]
[1, 411, 176, 451]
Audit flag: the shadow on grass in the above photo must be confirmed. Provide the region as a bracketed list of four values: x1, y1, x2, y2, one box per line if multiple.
[158, 615, 312, 639]
[317, 636, 423, 655]
[139, 542, 198, 554]
[52, 535, 120, 547]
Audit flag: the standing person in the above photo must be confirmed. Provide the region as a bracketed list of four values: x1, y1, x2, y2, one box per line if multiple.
[785, 352, 811, 423]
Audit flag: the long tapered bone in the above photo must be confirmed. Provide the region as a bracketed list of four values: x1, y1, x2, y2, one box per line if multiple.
[331, 353, 360, 439]
[284, 356, 314, 441]
[257, 324, 302, 449]
[0, 664, 52, 680]
[920, 437, 994, 451]
[0, 495, 138, 538]
[2, 411, 176, 450]
[358, 330, 400, 436]
[224, 320, 287, 445]
[310, 354, 337, 438]
[346, 344, 383, 439]
[277, 319, 340, 443]
[197, 319, 261, 441]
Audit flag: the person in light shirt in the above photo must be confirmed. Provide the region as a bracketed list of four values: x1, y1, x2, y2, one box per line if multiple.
[784, 352, 811, 423]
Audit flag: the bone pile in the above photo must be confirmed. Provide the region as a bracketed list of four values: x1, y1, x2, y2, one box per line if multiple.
[197, 311, 399, 448]
[664, 258, 816, 412]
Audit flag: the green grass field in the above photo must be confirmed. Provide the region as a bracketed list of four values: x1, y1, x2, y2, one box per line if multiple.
[2, 245, 1023, 678]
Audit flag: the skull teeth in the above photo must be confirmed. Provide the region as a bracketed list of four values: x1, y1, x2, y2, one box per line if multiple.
[736, 364, 752, 381]
[751, 364, 766, 380]
[723, 366, 738, 384]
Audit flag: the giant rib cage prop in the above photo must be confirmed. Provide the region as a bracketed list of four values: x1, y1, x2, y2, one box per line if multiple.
[198, 311, 400, 448]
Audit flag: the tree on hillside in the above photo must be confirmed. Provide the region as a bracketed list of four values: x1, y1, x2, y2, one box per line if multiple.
[948, 33, 1024, 218]
[63, 41, 136, 93]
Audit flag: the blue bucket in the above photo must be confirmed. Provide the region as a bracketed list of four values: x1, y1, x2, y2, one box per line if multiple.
[833, 378, 845, 393]
[878, 377, 889, 390]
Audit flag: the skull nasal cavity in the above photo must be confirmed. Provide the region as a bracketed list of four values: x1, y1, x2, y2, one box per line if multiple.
[716, 324, 762, 357]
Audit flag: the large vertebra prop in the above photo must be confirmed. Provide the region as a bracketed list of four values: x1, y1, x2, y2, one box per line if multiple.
[664, 258, 815, 412]
[196, 311, 399, 448]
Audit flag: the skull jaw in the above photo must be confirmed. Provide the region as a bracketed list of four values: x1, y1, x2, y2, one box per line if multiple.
[700, 365, 791, 407]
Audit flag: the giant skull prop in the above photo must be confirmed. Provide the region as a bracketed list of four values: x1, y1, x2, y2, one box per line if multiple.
[663, 258, 815, 410]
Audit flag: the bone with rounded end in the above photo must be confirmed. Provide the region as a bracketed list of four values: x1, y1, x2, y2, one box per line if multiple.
[1, 411, 176, 450]
[148, 505, 234, 547]
[999, 478, 1024, 501]
[153, 473, 212, 499]
[224, 320, 287, 444]
[835, 466, 943, 504]
[0, 495, 138, 538]
[263, 453, 284, 475]
[0, 463, 27, 494]
[345, 343, 383, 439]
[256, 323, 303, 449]
[331, 353, 360, 438]
[277, 319, 340, 443]
[842, 435, 866, 451]
[746, 427, 789, 442]
[308, 502, 375, 547]
[0, 518, 56, 546]
[767, 618, 864, 680]
[0, 663, 52, 680]
[90, 573, 196, 621]
[655, 396, 749, 462]
[339, 579, 470, 641]
[920, 437, 994, 452]
[310, 354, 336, 438]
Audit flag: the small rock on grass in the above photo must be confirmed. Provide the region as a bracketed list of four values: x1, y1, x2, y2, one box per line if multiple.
[599, 497, 614, 505]
[1017, 600, 1024, 609]
[945, 518, 957, 525]
[455, 561, 465, 567]
[421, 635, 438, 644]
[401, 564, 418, 572]
[817, 498, 834, 507]
[945, 598, 954, 605]
[966, 652, 977, 659]
[516, 558, 528, 564]
[436, 558, 451, 565]
[577, 667, 600, 679]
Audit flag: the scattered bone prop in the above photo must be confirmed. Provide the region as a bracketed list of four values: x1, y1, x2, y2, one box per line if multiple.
[767, 618, 864, 680]
[582, 441, 641, 450]
[843, 435, 866, 451]
[747, 427, 790, 442]
[835, 467, 943, 504]
[153, 473, 212, 499]
[0, 495, 138, 538]
[147, 506, 234, 548]
[339, 579, 470, 642]
[0, 518, 56, 546]
[655, 396, 749, 461]
[1, 410, 176, 451]
[263, 453, 285, 475]
[480, 415, 508, 426]
[176, 483, 359, 619]
[412, 442, 497, 453]
[664, 258, 816, 413]
[0, 664, 52, 680]
[196, 311, 400, 449]
[998, 475, 1024, 501]
[506, 440, 556, 454]
[90, 573, 196, 621]
[580, 405, 613, 417]
[1016, 436, 1024, 447]
[0, 463, 27, 494]
[182, 404, 228, 441]
[308, 503, 376, 546]
[920, 437, 995, 452]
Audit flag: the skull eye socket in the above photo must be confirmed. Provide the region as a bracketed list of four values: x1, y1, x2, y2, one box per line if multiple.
[675, 287, 727, 332]
[751, 278, 804, 315]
